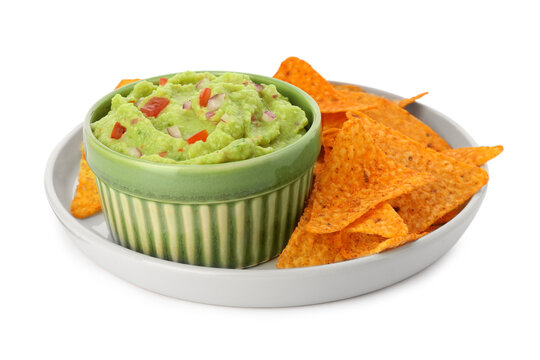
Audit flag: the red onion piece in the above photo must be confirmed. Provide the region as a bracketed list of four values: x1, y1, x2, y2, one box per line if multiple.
[183, 100, 192, 110]
[127, 147, 142, 158]
[196, 78, 210, 90]
[254, 83, 263, 92]
[206, 93, 225, 112]
[205, 111, 216, 120]
[262, 110, 276, 122]
[167, 125, 182, 138]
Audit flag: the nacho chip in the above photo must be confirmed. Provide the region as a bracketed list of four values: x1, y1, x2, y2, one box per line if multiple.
[396, 92, 429, 108]
[314, 157, 325, 178]
[340, 232, 426, 260]
[333, 84, 364, 93]
[319, 89, 449, 151]
[344, 202, 408, 238]
[351, 111, 489, 233]
[278, 200, 413, 268]
[70, 146, 102, 219]
[359, 94, 451, 151]
[419, 146, 502, 225]
[443, 146, 503, 166]
[321, 112, 348, 131]
[273, 57, 372, 113]
[306, 113, 434, 234]
[114, 78, 141, 89]
[276, 197, 342, 268]
[426, 225, 442, 233]
[321, 127, 340, 159]
[433, 204, 465, 225]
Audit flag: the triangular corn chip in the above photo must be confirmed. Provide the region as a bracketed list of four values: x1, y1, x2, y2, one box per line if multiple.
[351, 111, 489, 233]
[396, 92, 429, 108]
[443, 146, 503, 166]
[70, 146, 102, 219]
[273, 57, 372, 113]
[344, 202, 408, 238]
[306, 112, 433, 234]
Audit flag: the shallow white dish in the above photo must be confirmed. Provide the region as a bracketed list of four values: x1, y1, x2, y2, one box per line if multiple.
[45, 84, 487, 307]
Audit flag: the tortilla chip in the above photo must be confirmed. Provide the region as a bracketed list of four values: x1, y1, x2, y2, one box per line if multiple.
[340, 232, 426, 260]
[278, 201, 413, 267]
[70, 146, 102, 219]
[421, 146, 502, 225]
[426, 225, 442, 233]
[314, 157, 325, 178]
[344, 202, 408, 238]
[114, 78, 140, 89]
[333, 84, 364, 93]
[357, 94, 451, 151]
[433, 204, 464, 226]
[321, 112, 348, 131]
[396, 92, 429, 108]
[273, 57, 372, 113]
[276, 197, 342, 268]
[351, 111, 489, 233]
[321, 128, 340, 159]
[443, 146, 503, 166]
[306, 112, 434, 234]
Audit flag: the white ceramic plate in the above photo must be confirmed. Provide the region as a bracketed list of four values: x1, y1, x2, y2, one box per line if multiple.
[45, 84, 487, 307]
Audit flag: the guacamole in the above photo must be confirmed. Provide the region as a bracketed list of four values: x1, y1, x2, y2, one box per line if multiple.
[91, 72, 308, 164]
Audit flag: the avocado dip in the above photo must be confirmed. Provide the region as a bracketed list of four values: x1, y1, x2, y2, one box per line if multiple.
[91, 72, 309, 164]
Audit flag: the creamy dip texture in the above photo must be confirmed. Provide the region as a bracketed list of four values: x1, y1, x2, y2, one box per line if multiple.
[91, 72, 308, 164]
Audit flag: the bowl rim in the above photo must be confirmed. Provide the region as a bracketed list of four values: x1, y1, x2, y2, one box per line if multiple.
[84, 71, 321, 172]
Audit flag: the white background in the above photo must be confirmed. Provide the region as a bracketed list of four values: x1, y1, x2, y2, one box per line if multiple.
[2, 1, 538, 359]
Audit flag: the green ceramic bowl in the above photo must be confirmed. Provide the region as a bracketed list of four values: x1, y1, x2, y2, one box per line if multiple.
[83, 72, 321, 268]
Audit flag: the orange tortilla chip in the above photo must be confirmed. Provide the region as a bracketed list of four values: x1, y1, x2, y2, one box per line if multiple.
[277, 198, 414, 268]
[396, 92, 429, 108]
[277, 198, 342, 268]
[344, 202, 408, 238]
[321, 127, 340, 159]
[114, 78, 140, 89]
[321, 107, 377, 132]
[273, 57, 372, 113]
[443, 146, 503, 166]
[333, 84, 364, 93]
[306, 112, 434, 234]
[351, 111, 489, 233]
[70, 146, 102, 219]
[340, 232, 426, 260]
[357, 94, 451, 151]
[314, 157, 325, 178]
[433, 203, 466, 226]
[321, 112, 348, 131]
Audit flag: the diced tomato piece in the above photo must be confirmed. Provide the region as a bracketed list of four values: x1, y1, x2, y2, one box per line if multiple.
[111, 122, 127, 139]
[140, 97, 170, 117]
[129, 100, 136, 103]
[186, 130, 209, 144]
[159, 151, 167, 157]
[199, 88, 211, 107]
[159, 77, 168, 86]
[178, 148, 184, 152]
